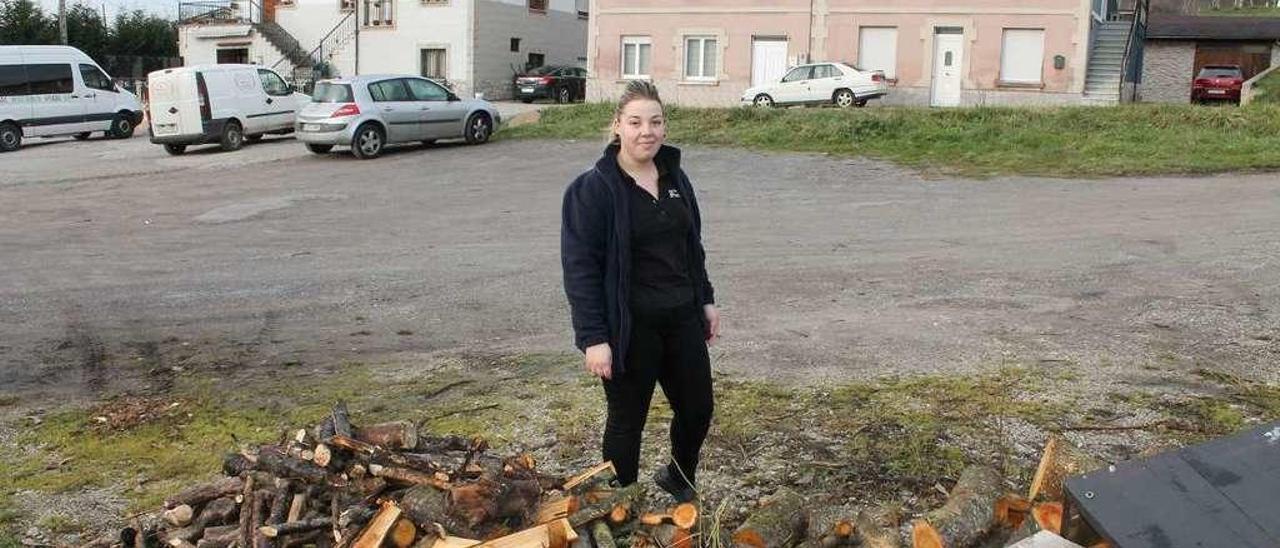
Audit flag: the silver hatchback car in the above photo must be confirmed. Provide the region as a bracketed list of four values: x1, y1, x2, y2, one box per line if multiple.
[296, 74, 502, 159]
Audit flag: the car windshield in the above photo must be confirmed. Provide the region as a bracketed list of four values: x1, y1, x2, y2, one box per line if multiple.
[1199, 66, 1241, 78]
[527, 66, 561, 76]
[311, 82, 354, 102]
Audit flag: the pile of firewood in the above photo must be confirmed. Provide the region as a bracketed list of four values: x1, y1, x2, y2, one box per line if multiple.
[90, 403, 1108, 548]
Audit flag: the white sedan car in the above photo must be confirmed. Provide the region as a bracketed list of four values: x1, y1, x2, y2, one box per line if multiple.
[742, 62, 888, 108]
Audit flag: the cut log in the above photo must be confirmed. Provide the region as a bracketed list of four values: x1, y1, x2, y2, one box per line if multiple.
[389, 518, 418, 548]
[851, 506, 901, 548]
[287, 492, 308, 523]
[371, 464, 450, 490]
[194, 526, 239, 548]
[568, 483, 645, 528]
[639, 503, 696, 530]
[732, 488, 809, 548]
[1006, 503, 1064, 545]
[1028, 436, 1102, 502]
[267, 483, 294, 525]
[314, 443, 334, 468]
[564, 462, 617, 492]
[471, 519, 577, 548]
[351, 501, 402, 548]
[355, 421, 419, 450]
[256, 446, 327, 483]
[261, 517, 333, 538]
[534, 497, 580, 525]
[448, 477, 542, 531]
[592, 522, 617, 548]
[237, 476, 256, 548]
[222, 452, 257, 478]
[164, 505, 194, 528]
[165, 477, 244, 509]
[314, 416, 337, 442]
[610, 503, 631, 525]
[995, 494, 1032, 530]
[332, 401, 353, 439]
[650, 524, 693, 548]
[165, 497, 240, 542]
[253, 489, 273, 548]
[911, 466, 1004, 548]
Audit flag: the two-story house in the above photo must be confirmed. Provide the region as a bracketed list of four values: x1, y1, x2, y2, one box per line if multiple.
[177, 0, 589, 99]
[586, 0, 1149, 107]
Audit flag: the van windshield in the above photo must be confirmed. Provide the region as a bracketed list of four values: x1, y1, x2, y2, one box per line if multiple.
[312, 82, 354, 102]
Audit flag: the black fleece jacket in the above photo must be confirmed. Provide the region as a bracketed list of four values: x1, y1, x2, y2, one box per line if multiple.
[560, 143, 715, 376]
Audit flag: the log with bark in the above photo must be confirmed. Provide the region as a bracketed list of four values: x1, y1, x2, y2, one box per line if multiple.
[193, 525, 239, 548]
[165, 477, 244, 510]
[592, 522, 617, 548]
[568, 483, 645, 529]
[355, 421, 419, 450]
[164, 497, 239, 543]
[994, 494, 1032, 530]
[910, 465, 1004, 548]
[732, 488, 809, 548]
[852, 506, 901, 548]
[447, 476, 543, 533]
[371, 464, 451, 490]
[332, 401, 354, 439]
[260, 517, 334, 538]
[255, 446, 328, 484]
[350, 501, 403, 548]
[638, 503, 697, 530]
[648, 524, 693, 548]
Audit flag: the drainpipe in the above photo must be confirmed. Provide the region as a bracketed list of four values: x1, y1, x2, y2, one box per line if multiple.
[806, 0, 814, 63]
[354, 0, 360, 74]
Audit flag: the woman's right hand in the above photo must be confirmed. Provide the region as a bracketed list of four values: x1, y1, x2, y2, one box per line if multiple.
[584, 343, 613, 380]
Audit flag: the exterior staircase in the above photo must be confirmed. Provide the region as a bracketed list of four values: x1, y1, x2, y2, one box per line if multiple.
[1083, 20, 1132, 104]
[256, 20, 313, 71]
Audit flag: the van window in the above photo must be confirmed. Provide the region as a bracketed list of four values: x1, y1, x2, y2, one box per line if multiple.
[311, 82, 354, 102]
[79, 64, 115, 92]
[257, 69, 290, 96]
[0, 65, 28, 96]
[26, 64, 74, 94]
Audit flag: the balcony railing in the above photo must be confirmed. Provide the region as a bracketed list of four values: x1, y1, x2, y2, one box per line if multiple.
[178, 0, 264, 24]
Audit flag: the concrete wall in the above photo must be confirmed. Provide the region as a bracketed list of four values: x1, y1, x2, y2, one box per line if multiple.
[1139, 40, 1194, 103]
[272, 0, 360, 76]
[351, 0, 474, 95]
[587, 0, 1090, 107]
[473, 0, 588, 100]
[178, 24, 295, 71]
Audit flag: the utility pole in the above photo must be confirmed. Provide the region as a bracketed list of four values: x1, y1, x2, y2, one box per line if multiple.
[58, 0, 68, 45]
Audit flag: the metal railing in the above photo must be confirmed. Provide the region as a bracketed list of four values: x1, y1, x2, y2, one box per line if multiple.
[1119, 0, 1149, 101]
[177, 0, 264, 24]
[270, 10, 354, 74]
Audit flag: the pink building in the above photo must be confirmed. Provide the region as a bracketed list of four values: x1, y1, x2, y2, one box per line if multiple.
[587, 0, 1142, 107]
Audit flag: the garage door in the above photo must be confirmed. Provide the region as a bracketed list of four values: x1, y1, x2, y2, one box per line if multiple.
[1194, 42, 1272, 81]
[752, 38, 789, 87]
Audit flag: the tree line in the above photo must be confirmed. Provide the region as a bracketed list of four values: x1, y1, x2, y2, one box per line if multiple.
[0, 0, 178, 63]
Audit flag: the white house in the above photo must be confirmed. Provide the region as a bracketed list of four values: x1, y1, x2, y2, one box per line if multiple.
[177, 0, 588, 99]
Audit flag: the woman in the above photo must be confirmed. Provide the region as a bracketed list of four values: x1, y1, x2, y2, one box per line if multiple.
[560, 81, 720, 502]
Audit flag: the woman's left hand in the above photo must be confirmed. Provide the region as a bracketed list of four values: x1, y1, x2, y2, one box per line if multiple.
[704, 304, 720, 345]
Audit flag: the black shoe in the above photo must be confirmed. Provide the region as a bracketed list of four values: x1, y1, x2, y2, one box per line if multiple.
[653, 465, 696, 503]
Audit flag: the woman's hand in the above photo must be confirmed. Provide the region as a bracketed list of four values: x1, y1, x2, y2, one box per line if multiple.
[584, 343, 613, 379]
[704, 304, 721, 345]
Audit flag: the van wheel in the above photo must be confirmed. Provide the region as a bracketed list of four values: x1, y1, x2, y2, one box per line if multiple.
[351, 123, 384, 159]
[464, 113, 492, 145]
[306, 143, 333, 154]
[219, 120, 244, 151]
[109, 114, 136, 138]
[0, 123, 20, 152]
[245, 134, 263, 143]
[834, 89, 856, 108]
[164, 144, 187, 155]
[74, 132, 92, 140]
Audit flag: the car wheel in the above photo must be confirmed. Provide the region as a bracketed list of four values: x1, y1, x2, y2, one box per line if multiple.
[557, 87, 571, 104]
[306, 143, 333, 154]
[109, 113, 136, 138]
[245, 134, 263, 143]
[0, 122, 21, 152]
[351, 123, 384, 159]
[753, 94, 774, 108]
[73, 132, 92, 140]
[464, 113, 492, 145]
[834, 89, 856, 108]
[163, 143, 187, 155]
[219, 120, 244, 151]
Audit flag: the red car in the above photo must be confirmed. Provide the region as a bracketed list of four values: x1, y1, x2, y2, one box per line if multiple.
[1191, 65, 1244, 104]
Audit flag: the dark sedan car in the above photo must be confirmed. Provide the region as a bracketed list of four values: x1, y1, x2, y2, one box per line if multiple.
[1192, 65, 1244, 104]
[515, 65, 586, 104]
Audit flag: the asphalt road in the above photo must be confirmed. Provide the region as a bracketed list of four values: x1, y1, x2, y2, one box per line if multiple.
[2, 129, 1278, 403]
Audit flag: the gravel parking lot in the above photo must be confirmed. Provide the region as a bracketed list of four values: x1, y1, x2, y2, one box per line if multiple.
[2, 127, 1278, 404]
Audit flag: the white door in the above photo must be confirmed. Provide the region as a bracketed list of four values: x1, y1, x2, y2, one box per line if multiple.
[78, 63, 121, 132]
[808, 64, 841, 102]
[24, 62, 85, 137]
[751, 38, 789, 88]
[930, 31, 964, 107]
[773, 65, 812, 104]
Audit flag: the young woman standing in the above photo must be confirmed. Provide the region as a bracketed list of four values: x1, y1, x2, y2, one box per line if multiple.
[560, 81, 720, 502]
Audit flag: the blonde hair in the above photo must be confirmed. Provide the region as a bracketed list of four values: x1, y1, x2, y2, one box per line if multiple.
[609, 80, 664, 144]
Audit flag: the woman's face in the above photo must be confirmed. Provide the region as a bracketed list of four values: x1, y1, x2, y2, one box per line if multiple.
[614, 99, 666, 162]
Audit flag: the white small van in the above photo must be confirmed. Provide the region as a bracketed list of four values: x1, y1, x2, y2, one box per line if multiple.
[147, 64, 308, 155]
[0, 45, 144, 152]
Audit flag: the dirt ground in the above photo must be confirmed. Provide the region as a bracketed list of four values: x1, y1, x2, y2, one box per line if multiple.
[1, 130, 1279, 544]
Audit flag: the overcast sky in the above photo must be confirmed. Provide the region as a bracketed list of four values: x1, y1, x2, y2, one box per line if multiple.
[37, 0, 176, 20]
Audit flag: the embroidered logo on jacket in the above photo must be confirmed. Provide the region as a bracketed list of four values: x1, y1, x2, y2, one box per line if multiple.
[667, 189, 681, 199]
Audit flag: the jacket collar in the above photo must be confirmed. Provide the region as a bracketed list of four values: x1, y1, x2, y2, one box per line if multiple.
[595, 143, 683, 184]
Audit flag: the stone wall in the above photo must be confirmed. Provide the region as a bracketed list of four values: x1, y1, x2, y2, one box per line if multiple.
[1139, 40, 1195, 104]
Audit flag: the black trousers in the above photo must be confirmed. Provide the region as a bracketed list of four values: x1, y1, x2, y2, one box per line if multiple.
[601, 302, 714, 487]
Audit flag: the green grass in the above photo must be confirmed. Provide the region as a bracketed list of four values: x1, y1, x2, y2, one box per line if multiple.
[502, 102, 1280, 177]
[1201, 5, 1280, 17]
[1252, 69, 1280, 105]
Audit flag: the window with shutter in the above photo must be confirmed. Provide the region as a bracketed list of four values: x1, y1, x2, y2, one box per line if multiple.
[1000, 29, 1045, 84]
[858, 27, 898, 80]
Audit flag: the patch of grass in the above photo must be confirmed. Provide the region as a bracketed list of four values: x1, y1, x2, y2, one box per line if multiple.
[502, 102, 1280, 177]
[1251, 69, 1280, 106]
[1192, 368, 1280, 419]
[37, 514, 80, 535]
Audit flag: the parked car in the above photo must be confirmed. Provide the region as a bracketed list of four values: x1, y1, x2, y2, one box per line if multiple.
[296, 75, 501, 160]
[146, 64, 308, 155]
[514, 65, 586, 104]
[0, 45, 144, 152]
[1191, 65, 1244, 104]
[741, 62, 888, 108]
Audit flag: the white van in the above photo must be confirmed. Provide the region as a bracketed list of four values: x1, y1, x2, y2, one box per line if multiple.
[147, 64, 307, 155]
[0, 45, 144, 152]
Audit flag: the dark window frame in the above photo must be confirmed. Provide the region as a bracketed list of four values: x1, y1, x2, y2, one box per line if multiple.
[79, 63, 115, 92]
[257, 69, 291, 96]
[367, 78, 411, 102]
[25, 63, 74, 95]
[405, 77, 448, 101]
[0, 64, 30, 97]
